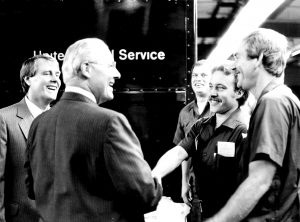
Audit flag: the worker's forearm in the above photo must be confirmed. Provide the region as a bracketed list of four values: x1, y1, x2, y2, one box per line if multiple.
[152, 146, 188, 179]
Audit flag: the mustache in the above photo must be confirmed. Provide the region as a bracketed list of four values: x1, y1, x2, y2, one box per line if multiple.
[209, 96, 222, 103]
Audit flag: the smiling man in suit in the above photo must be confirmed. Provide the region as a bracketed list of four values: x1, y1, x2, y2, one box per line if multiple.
[0, 54, 61, 222]
[25, 38, 162, 222]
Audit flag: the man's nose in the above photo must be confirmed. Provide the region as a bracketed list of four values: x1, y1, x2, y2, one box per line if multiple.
[50, 73, 60, 83]
[232, 60, 239, 70]
[113, 68, 121, 79]
[210, 87, 218, 96]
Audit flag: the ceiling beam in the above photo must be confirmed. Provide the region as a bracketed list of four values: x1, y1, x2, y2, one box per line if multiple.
[268, 0, 296, 20]
[198, 18, 300, 38]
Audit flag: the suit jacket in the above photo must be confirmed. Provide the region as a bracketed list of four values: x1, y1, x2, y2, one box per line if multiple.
[0, 99, 40, 222]
[25, 92, 162, 222]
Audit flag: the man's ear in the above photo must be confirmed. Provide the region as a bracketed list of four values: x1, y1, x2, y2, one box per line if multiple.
[235, 89, 244, 99]
[24, 76, 31, 86]
[80, 62, 91, 79]
[256, 53, 264, 68]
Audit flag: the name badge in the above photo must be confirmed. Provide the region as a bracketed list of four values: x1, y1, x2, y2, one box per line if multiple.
[217, 142, 235, 157]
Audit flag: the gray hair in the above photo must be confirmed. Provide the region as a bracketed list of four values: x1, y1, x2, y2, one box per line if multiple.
[62, 38, 110, 84]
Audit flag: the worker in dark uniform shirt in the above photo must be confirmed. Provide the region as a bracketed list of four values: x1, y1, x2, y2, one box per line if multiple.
[173, 60, 211, 146]
[152, 61, 249, 220]
[173, 60, 211, 222]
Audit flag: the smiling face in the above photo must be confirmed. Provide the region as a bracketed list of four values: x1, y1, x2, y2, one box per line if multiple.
[191, 64, 211, 97]
[209, 69, 240, 114]
[87, 46, 121, 104]
[234, 42, 259, 91]
[25, 58, 61, 108]
[62, 38, 121, 105]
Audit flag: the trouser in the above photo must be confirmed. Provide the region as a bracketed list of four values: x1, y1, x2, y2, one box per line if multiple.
[186, 198, 202, 222]
[186, 174, 202, 222]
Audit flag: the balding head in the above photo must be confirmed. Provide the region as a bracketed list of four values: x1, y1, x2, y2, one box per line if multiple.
[62, 38, 113, 84]
[62, 38, 121, 104]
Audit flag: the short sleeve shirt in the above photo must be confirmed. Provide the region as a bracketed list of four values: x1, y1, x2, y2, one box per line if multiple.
[179, 108, 248, 218]
[243, 80, 300, 221]
[173, 100, 210, 145]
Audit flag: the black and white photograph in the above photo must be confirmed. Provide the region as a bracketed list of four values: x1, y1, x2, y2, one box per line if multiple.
[0, 0, 299, 221]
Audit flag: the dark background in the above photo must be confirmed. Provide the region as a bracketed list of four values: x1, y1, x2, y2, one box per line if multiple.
[0, 0, 196, 201]
[2, 0, 299, 203]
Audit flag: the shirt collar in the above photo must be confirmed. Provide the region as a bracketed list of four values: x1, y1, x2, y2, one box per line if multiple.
[64, 86, 97, 104]
[220, 108, 248, 129]
[258, 78, 283, 102]
[25, 96, 50, 119]
[191, 99, 211, 116]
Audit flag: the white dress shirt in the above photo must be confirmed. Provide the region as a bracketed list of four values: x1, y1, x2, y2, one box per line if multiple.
[25, 96, 50, 118]
[64, 86, 97, 103]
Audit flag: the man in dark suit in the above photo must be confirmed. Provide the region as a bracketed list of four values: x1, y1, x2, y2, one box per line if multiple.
[0, 54, 61, 222]
[25, 38, 162, 222]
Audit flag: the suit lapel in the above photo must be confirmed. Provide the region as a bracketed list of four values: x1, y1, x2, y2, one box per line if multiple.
[17, 99, 34, 140]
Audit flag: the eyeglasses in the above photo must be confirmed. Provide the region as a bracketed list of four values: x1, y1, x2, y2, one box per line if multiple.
[87, 61, 117, 69]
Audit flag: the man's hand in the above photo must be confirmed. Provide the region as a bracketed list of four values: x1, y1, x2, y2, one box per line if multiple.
[181, 180, 192, 207]
[151, 170, 162, 185]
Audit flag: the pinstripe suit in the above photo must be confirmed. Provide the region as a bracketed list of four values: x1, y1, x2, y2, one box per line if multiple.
[0, 99, 40, 222]
[25, 92, 162, 222]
